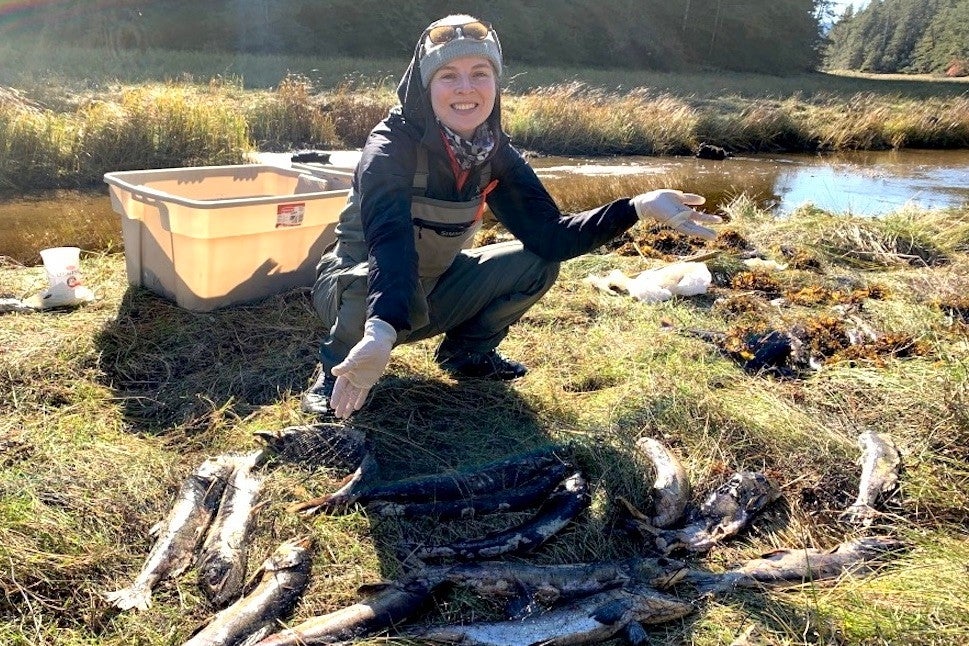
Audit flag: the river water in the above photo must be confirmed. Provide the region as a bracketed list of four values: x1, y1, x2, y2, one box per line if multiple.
[1, 149, 967, 265]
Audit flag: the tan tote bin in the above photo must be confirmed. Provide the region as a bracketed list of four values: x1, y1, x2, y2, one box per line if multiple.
[104, 164, 352, 312]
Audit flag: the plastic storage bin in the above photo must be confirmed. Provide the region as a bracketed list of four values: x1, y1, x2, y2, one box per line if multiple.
[104, 164, 352, 312]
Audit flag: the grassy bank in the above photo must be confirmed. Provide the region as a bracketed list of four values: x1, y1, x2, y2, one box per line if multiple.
[1, 39, 969, 192]
[2, 200, 968, 644]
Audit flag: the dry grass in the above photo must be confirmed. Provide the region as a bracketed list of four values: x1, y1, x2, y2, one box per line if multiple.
[2, 201, 969, 644]
[4, 72, 969, 194]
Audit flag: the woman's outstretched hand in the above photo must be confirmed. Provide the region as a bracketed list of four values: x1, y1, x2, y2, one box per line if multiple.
[630, 189, 722, 240]
[330, 318, 396, 418]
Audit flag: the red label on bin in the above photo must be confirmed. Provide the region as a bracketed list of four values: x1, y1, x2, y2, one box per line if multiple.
[276, 203, 306, 228]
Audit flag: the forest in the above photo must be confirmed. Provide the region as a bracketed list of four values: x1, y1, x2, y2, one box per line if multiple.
[5, 0, 829, 75]
[825, 0, 969, 75]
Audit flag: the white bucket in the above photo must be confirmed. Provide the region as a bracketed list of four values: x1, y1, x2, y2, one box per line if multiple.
[39, 246, 84, 294]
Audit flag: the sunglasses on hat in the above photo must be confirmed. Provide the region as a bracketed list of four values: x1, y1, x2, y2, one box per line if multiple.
[424, 20, 493, 45]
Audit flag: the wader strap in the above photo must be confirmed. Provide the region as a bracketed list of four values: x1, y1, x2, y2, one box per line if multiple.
[413, 147, 492, 195]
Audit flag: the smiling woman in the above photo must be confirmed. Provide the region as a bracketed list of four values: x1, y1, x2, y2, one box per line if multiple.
[297, 13, 719, 420]
[428, 58, 498, 139]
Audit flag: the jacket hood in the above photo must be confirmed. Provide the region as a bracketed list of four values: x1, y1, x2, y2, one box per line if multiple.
[395, 25, 504, 151]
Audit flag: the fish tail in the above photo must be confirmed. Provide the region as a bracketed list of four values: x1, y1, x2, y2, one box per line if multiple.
[103, 584, 152, 611]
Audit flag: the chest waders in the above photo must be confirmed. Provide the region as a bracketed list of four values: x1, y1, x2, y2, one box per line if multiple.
[312, 149, 560, 373]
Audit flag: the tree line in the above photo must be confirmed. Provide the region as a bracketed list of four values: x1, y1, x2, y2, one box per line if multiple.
[824, 0, 969, 75]
[10, 0, 831, 75]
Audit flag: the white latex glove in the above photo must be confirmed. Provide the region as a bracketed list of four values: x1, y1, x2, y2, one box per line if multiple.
[630, 189, 722, 240]
[330, 318, 396, 419]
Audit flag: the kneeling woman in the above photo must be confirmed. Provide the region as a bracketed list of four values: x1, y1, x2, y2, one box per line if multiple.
[302, 14, 720, 419]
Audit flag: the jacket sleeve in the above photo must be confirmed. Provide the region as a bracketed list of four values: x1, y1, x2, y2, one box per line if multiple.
[486, 148, 640, 261]
[356, 124, 421, 333]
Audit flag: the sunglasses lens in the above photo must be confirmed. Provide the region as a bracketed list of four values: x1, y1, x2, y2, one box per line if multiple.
[461, 21, 491, 40]
[426, 21, 491, 45]
[427, 25, 458, 44]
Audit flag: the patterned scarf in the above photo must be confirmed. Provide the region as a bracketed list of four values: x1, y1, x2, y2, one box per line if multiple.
[438, 122, 495, 170]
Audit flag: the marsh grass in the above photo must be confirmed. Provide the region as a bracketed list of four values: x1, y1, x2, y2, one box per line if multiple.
[2, 200, 968, 645]
[2, 41, 969, 193]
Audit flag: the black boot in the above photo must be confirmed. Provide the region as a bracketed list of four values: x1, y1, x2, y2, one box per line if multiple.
[300, 371, 337, 415]
[436, 347, 528, 381]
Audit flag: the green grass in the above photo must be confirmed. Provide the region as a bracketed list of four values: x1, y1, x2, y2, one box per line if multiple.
[2, 201, 968, 644]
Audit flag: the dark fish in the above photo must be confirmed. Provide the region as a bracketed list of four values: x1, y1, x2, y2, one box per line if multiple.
[197, 451, 265, 608]
[629, 471, 781, 554]
[841, 430, 901, 526]
[290, 445, 570, 517]
[253, 423, 367, 473]
[404, 471, 591, 561]
[348, 446, 571, 505]
[104, 456, 234, 611]
[365, 461, 570, 520]
[288, 453, 379, 516]
[182, 536, 313, 646]
[249, 572, 437, 646]
[409, 583, 694, 645]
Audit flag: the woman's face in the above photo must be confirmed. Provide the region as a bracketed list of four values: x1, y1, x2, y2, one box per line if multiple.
[429, 55, 497, 139]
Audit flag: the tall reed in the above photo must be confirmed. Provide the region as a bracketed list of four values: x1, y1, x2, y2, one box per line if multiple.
[2, 73, 968, 193]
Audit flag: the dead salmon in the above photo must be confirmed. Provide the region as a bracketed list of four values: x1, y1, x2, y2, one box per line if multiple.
[182, 536, 313, 646]
[405, 471, 590, 561]
[841, 430, 901, 526]
[423, 556, 690, 610]
[635, 437, 691, 528]
[254, 423, 367, 473]
[104, 456, 234, 611]
[686, 536, 905, 594]
[288, 452, 379, 516]
[365, 461, 571, 520]
[629, 471, 780, 555]
[197, 451, 265, 608]
[249, 572, 438, 646]
[293, 445, 572, 516]
[409, 583, 694, 645]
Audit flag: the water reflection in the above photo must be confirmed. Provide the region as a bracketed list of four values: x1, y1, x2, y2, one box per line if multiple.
[534, 149, 969, 216]
[1, 150, 967, 264]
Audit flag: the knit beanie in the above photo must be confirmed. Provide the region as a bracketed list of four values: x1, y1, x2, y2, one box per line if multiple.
[418, 15, 503, 88]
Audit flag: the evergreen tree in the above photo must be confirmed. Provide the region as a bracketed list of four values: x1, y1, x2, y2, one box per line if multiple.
[824, 0, 969, 73]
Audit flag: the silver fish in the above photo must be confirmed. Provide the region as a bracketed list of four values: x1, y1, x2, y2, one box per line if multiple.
[636, 437, 691, 528]
[249, 573, 437, 646]
[841, 430, 901, 526]
[104, 456, 234, 611]
[197, 451, 266, 608]
[685, 536, 905, 594]
[410, 583, 694, 645]
[632, 471, 781, 555]
[423, 557, 689, 609]
[183, 536, 313, 646]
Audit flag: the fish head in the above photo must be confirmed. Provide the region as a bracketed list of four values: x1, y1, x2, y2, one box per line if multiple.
[631, 557, 690, 589]
[199, 558, 243, 605]
[700, 471, 780, 520]
[264, 536, 314, 571]
[193, 456, 235, 485]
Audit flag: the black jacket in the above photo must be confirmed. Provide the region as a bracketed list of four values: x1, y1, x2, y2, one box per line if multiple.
[353, 39, 639, 333]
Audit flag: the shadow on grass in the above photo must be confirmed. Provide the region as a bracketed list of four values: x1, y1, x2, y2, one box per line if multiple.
[94, 285, 324, 432]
